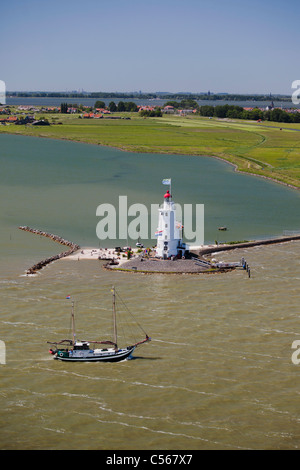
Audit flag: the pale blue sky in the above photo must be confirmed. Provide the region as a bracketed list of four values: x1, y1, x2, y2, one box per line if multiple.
[0, 0, 299, 94]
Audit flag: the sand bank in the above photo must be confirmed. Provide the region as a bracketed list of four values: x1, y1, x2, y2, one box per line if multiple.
[63, 246, 141, 266]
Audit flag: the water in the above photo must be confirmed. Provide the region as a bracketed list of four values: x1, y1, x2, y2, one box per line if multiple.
[6, 96, 299, 109]
[2, 246, 300, 450]
[1, 134, 300, 252]
[1, 135, 300, 450]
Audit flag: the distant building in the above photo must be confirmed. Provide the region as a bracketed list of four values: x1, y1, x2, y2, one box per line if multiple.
[138, 105, 156, 112]
[162, 105, 175, 114]
[266, 101, 274, 111]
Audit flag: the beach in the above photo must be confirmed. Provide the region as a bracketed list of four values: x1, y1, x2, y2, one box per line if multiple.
[64, 246, 134, 265]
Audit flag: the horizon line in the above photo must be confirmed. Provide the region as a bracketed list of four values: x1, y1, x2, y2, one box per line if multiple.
[6, 90, 291, 97]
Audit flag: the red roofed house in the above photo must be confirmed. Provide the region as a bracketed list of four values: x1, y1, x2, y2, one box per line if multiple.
[162, 105, 175, 114]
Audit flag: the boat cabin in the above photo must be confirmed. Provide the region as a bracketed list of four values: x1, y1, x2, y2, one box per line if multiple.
[73, 341, 90, 350]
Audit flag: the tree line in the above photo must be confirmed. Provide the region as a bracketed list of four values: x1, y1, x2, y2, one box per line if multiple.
[164, 98, 198, 109]
[60, 100, 300, 123]
[61, 101, 162, 115]
[60, 101, 139, 113]
[10, 91, 292, 102]
[198, 104, 300, 123]
[106, 101, 138, 112]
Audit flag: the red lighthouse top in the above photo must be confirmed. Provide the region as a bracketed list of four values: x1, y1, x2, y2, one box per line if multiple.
[164, 190, 171, 200]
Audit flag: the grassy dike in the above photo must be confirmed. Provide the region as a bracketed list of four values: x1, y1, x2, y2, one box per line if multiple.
[1, 112, 300, 188]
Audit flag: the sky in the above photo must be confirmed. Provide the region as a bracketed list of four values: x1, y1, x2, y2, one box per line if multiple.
[0, 0, 299, 94]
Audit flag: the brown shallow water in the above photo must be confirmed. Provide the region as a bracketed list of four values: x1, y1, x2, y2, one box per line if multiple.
[1, 242, 300, 450]
[1, 133, 300, 450]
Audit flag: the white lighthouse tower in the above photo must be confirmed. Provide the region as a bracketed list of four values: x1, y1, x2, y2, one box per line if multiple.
[155, 179, 186, 259]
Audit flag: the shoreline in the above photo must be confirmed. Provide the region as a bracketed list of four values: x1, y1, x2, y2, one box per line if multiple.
[1, 126, 300, 191]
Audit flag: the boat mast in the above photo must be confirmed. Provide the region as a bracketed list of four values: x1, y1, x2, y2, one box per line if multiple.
[112, 286, 117, 350]
[71, 301, 76, 345]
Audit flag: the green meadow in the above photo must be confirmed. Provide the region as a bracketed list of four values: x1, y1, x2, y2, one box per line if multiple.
[1, 112, 300, 188]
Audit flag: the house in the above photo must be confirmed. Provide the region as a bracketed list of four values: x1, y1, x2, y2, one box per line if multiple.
[15, 115, 35, 125]
[178, 109, 197, 116]
[83, 112, 103, 119]
[162, 105, 175, 114]
[96, 108, 110, 114]
[138, 105, 156, 112]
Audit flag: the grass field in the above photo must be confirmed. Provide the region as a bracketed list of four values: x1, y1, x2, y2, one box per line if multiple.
[1, 112, 300, 188]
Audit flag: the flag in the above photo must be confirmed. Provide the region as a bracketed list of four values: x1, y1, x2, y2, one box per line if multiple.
[155, 230, 163, 237]
[162, 178, 171, 185]
[66, 295, 71, 299]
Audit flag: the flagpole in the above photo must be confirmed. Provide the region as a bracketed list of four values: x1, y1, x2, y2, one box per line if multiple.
[71, 300, 76, 346]
[162, 179, 172, 197]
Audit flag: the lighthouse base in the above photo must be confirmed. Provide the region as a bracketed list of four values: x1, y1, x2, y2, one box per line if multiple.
[155, 241, 188, 259]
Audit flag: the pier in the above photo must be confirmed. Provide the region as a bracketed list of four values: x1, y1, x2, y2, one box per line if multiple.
[19, 226, 80, 275]
[194, 233, 300, 257]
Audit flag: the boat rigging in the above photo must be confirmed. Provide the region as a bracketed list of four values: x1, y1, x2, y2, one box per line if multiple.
[47, 286, 151, 362]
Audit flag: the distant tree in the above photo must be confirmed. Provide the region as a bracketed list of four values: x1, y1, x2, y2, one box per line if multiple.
[264, 110, 271, 121]
[164, 100, 180, 109]
[94, 100, 106, 109]
[292, 112, 300, 123]
[250, 107, 263, 120]
[140, 108, 162, 117]
[60, 102, 68, 113]
[270, 108, 291, 123]
[213, 105, 229, 118]
[165, 99, 198, 110]
[117, 101, 126, 112]
[199, 102, 299, 124]
[108, 101, 117, 112]
[199, 105, 214, 117]
[180, 98, 198, 109]
[125, 101, 138, 112]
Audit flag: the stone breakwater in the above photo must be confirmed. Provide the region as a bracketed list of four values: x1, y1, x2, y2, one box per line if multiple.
[19, 226, 80, 275]
[196, 233, 300, 257]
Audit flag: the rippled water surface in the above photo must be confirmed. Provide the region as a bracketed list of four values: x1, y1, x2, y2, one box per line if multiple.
[2, 245, 300, 450]
[1, 135, 300, 449]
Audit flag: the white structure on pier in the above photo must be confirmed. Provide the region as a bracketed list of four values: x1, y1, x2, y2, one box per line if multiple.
[155, 179, 187, 259]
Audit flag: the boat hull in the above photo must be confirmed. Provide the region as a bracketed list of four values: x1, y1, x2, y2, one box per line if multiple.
[54, 346, 135, 362]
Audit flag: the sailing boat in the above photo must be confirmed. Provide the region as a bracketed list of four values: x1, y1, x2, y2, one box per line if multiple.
[47, 286, 150, 362]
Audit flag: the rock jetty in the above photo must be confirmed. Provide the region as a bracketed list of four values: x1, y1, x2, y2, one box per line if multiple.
[195, 233, 300, 257]
[19, 226, 80, 275]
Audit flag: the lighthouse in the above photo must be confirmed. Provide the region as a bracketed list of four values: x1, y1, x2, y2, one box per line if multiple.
[155, 179, 186, 259]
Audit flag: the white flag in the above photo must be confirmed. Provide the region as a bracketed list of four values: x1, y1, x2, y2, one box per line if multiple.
[162, 179, 171, 185]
